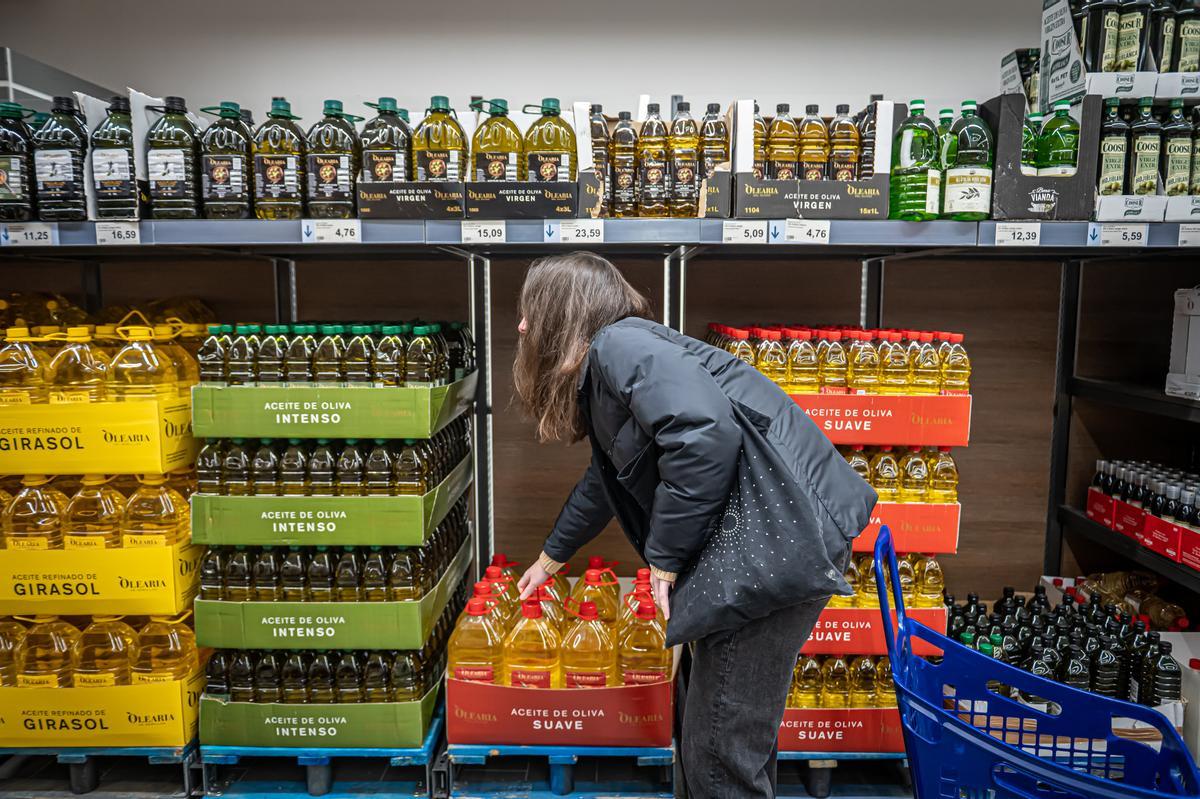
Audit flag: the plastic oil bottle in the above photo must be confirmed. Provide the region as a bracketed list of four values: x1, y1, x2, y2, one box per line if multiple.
[302, 653, 333, 703]
[829, 104, 862, 180]
[589, 103, 610, 215]
[870, 446, 900, 502]
[199, 101, 253, 219]
[571, 568, 620, 624]
[390, 652, 424, 701]
[637, 104, 670, 217]
[752, 103, 767, 179]
[504, 598, 562, 688]
[313, 324, 345, 386]
[307, 546, 335, 601]
[859, 95, 883, 179]
[284, 324, 315, 384]
[617, 598, 669, 684]
[253, 98, 305, 220]
[306, 100, 361, 219]
[308, 439, 337, 496]
[64, 474, 124, 549]
[755, 329, 788, 386]
[334, 547, 363, 601]
[928, 447, 959, 502]
[372, 325, 406, 387]
[223, 438, 252, 495]
[365, 439, 393, 495]
[226, 324, 260, 386]
[361, 547, 389, 602]
[792, 655, 822, 707]
[223, 546, 252, 601]
[406, 326, 439, 386]
[361, 97, 412, 183]
[130, 616, 197, 682]
[668, 101, 701, 217]
[522, 98, 576, 182]
[820, 655, 851, 708]
[898, 446, 930, 502]
[47, 326, 108, 403]
[940, 333, 971, 394]
[877, 331, 909, 394]
[330, 651, 361, 702]
[847, 331, 881, 394]
[818, 331, 848, 393]
[700, 103, 730, 180]
[335, 439, 366, 496]
[17, 616, 79, 687]
[849, 656, 877, 707]
[0, 326, 47, 404]
[252, 547, 282, 601]
[152, 324, 199, 394]
[913, 555, 946, 608]
[889, 100, 941, 221]
[279, 547, 308, 602]
[3, 475, 68, 549]
[33, 96, 87, 221]
[942, 101, 994, 221]
[343, 325, 374, 385]
[1038, 100, 1081, 179]
[448, 597, 504, 683]
[829, 557, 859, 608]
[909, 332, 942, 395]
[0, 618, 26, 686]
[1022, 113, 1043, 177]
[280, 652, 309, 704]
[120, 475, 188, 546]
[562, 599, 618, 687]
[196, 324, 226, 385]
[91, 96, 139, 221]
[199, 548, 225, 600]
[225, 651, 254, 701]
[783, 329, 819, 394]
[107, 326, 177, 400]
[766, 104, 800, 180]
[388, 548, 423, 601]
[608, 111, 639, 217]
[255, 325, 286, 384]
[361, 652, 390, 702]
[0, 101, 35, 222]
[798, 105, 830, 180]
[470, 99, 521, 181]
[413, 96, 466, 181]
[146, 96, 201, 219]
[74, 616, 137, 686]
[875, 656, 897, 706]
[253, 652, 283, 702]
[844, 445, 872, 484]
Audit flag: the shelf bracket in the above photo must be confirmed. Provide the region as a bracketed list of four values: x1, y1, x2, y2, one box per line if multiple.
[1044, 259, 1082, 575]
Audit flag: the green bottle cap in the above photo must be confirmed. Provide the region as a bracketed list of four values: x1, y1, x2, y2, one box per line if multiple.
[542, 97, 560, 113]
[201, 101, 241, 119]
[289, 546, 300, 551]
[428, 322, 442, 333]
[1057, 99, 1076, 110]
[1172, 98, 1185, 109]
[288, 438, 301, 444]
[332, 324, 346, 334]
[450, 321, 463, 330]
[269, 98, 301, 119]
[323, 100, 344, 117]
[961, 100, 977, 111]
[245, 324, 262, 334]
[0, 102, 30, 119]
[30, 111, 48, 129]
[1104, 97, 1119, 107]
[261, 438, 274, 444]
[910, 99, 926, 109]
[374, 438, 387, 444]
[263, 545, 274, 551]
[235, 545, 246, 551]
[207, 324, 222, 335]
[319, 324, 339, 335]
[345, 438, 358, 444]
[315, 545, 328, 552]
[316, 438, 330, 444]
[398, 323, 413, 334]
[939, 108, 954, 118]
[404, 439, 416, 445]
[381, 324, 402, 335]
[234, 324, 255, 334]
[342, 545, 354, 552]
[429, 95, 451, 112]
[232, 437, 245, 444]
[350, 324, 372, 335]
[412, 325, 429, 336]
[220, 324, 234, 334]
[371, 323, 384, 334]
[367, 97, 398, 113]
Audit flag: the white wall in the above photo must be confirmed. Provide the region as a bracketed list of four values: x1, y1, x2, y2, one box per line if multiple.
[7, 0, 1038, 125]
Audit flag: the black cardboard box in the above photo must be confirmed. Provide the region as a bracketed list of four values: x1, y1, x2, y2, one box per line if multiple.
[703, 172, 733, 218]
[464, 182, 579, 219]
[357, 181, 465, 219]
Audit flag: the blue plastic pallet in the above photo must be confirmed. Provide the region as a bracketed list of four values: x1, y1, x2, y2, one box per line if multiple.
[0, 741, 197, 795]
[444, 742, 675, 797]
[775, 751, 910, 798]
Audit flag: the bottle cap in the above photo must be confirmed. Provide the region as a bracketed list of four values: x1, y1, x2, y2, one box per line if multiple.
[618, 111, 632, 120]
[429, 95, 451, 112]
[590, 103, 603, 114]
[636, 567, 651, 581]
[465, 598, 491, 616]
[0, 102, 30, 119]
[806, 104, 819, 114]
[350, 324, 372, 335]
[837, 104, 850, 114]
[108, 96, 132, 114]
[576, 601, 599, 620]
[910, 99, 926, 110]
[777, 103, 790, 113]
[940, 108, 954, 118]
[707, 103, 721, 113]
[323, 99, 344, 116]
[51, 96, 77, 113]
[368, 97, 398, 113]
[647, 103, 660, 114]
[584, 568, 604, 584]
[163, 96, 188, 113]
[962, 100, 978, 111]
[635, 598, 658, 619]
[520, 598, 543, 619]
[541, 97, 560, 113]
[677, 101, 690, 112]
[268, 97, 300, 120]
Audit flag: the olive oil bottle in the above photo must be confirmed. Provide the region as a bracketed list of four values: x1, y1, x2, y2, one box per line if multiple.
[361, 97, 412, 183]
[590, 104, 610, 215]
[253, 98, 306, 220]
[413, 96, 466, 182]
[306, 100, 361, 219]
[1128, 97, 1162, 195]
[199, 101, 253, 219]
[1117, 0, 1154, 71]
[798, 104, 830, 180]
[522, 98, 577, 182]
[699, 102, 729, 180]
[608, 111, 638, 217]
[146, 96, 201, 219]
[90, 96, 138, 221]
[637, 103, 669, 217]
[1178, 0, 1200, 71]
[1098, 97, 1130, 195]
[668, 101, 700, 217]
[470, 99, 521, 181]
[829, 104, 862, 181]
[1162, 98, 1193, 196]
[33, 96, 87, 221]
[0, 102, 35, 222]
[766, 103, 800, 180]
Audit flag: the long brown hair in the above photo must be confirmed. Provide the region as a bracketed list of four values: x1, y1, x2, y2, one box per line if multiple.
[514, 252, 653, 443]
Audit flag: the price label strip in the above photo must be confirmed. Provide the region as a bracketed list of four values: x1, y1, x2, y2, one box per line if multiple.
[1179, 224, 1200, 247]
[1, 222, 59, 247]
[780, 218, 832, 244]
[301, 219, 361, 244]
[722, 220, 768, 244]
[1088, 222, 1148, 247]
[95, 221, 141, 246]
[993, 222, 1040, 247]
[551, 219, 604, 244]
[461, 220, 506, 244]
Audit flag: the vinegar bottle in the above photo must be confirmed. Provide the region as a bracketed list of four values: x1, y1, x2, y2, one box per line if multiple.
[503, 598, 562, 688]
[898, 446, 930, 502]
[617, 598, 670, 685]
[17, 616, 79, 687]
[522, 98, 577, 182]
[448, 597, 504, 684]
[74, 616, 137, 687]
[869, 446, 900, 502]
[820, 655, 851, 708]
[848, 655, 877, 707]
[64, 474, 125, 549]
[562, 599, 618, 687]
[131, 615, 198, 682]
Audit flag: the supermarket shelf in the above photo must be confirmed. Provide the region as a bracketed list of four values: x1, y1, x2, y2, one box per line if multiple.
[1069, 377, 1200, 423]
[1058, 505, 1200, 594]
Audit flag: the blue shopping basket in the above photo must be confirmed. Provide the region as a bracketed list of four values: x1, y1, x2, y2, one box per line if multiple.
[873, 526, 1200, 799]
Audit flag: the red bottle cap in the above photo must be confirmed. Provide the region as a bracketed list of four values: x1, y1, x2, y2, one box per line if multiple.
[472, 581, 492, 597]
[636, 567, 651, 582]
[485, 566, 503, 579]
[938, 446, 952, 453]
[587, 555, 604, 569]
[636, 599, 658, 619]
[919, 331, 934, 343]
[520, 598, 543, 619]
[936, 331, 952, 342]
[765, 330, 782, 341]
[880, 445, 893, 452]
[584, 568, 602, 584]
[908, 445, 921, 452]
[853, 444, 865, 451]
[731, 329, 749, 340]
[466, 598, 491, 616]
[1179, 617, 1191, 629]
[1190, 658, 1200, 670]
[951, 332, 964, 343]
[828, 331, 842, 342]
[577, 601, 599, 621]
[1052, 578, 1064, 587]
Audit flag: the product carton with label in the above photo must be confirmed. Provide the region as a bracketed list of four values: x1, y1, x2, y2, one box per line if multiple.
[778, 707, 904, 753]
[853, 502, 960, 554]
[1168, 288, 1200, 399]
[802, 607, 946, 656]
[1086, 486, 1116, 527]
[789, 394, 972, 447]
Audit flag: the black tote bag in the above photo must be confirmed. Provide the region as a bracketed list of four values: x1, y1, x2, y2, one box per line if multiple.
[665, 401, 855, 646]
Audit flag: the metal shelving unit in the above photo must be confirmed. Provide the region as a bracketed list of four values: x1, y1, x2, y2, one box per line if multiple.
[1056, 505, 1200, 595]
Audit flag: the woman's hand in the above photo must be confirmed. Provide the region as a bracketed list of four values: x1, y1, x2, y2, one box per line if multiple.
[650, 573, 672, 621]
[518, 561, 553, 600]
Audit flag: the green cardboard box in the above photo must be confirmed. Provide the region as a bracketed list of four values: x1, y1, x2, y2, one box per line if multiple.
[191, 373, 477, 439]
[200, 682, 439, 748]
[195, 536, 472, 650]
[191, 455, 473, 546]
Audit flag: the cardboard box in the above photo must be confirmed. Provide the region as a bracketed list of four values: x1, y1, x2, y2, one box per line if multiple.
[0, 669, 203, 747]
[1142, 513, 1184, 562]
[191, 372, 476, 439]
[1001, 49, 1042, 111]
[778, 707, 904, 753]
[191, 454, 472, 547]
[790, 394, 972, 447]
[0, 541, 202, 615]
[853, 502, 960, 555]
[357, 181, 465, 219]
[983, 94, 1101, 221]
[1166, 195, 1200, 221]
[1159, 632, 1200, 758]
[464, 182, 580, 220]
[1086, 487, 1116, 527]
[0, 397, 196, 475]
[1095, 193, 1168, 222]
[1169, 288, 1200, 385]
[195, 534, 471, 650]
[802, 607, 945, 656]
[201, 682, 438, 748]
[1157, 73, 1200, 99]
[1112, 498, 1146, 540]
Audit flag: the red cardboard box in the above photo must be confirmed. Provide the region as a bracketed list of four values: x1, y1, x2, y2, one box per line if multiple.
[1113, 500, 1146, 541]
[1086, 488, 1115, 528]
[854, 502, 960, 555]
[1142, 514, 1183, 563]
[778, 707, 904, 753]
[1179, 526, 1200, 571]
[789, 394, 972, 447]
[802, 607, 946, 656]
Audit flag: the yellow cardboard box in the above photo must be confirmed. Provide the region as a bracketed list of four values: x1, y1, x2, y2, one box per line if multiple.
[0, 542, 202, 615]
[0, 398, 196, 474]
[0, 669, 203, 747]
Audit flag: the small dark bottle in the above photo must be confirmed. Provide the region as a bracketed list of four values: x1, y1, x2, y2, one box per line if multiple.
[1175, 488, 1197, 528]
[1064, 645, 1092, 690]
[0, 102, 36, 221]
[1091, 637, 1123, 697]
[1147, 640, 1183, 705]
[1165, 483, 1182, 520]
[33, 95, 87, 221]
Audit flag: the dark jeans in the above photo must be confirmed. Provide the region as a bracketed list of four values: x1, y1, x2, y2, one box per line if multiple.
[681, 596, 829, 798]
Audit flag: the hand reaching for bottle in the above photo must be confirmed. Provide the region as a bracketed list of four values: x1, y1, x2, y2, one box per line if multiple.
[518, 561, 552, 600]
[650, 573, 672, 621]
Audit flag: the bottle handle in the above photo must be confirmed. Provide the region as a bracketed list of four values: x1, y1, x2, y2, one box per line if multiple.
[562, 595, 585, 619]
[597, 567, 621, 588]
[624, 589, 652, 613]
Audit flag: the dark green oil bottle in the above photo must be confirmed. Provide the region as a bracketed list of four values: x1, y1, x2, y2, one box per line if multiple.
[1098, 98, 1130, 195]
[1128, 97, 1162, 195]
[90, 96, 139, 221]
[253, 98, 306, 220]
[361, 97, 412, 183]
[200, 101, 254, 219]
[146, 96, 201, 219]
[0, 102, 35, 222]
[306, 100, 361, 219]
[1162, 98, 1193, 196]
[33, 96, 87, 221]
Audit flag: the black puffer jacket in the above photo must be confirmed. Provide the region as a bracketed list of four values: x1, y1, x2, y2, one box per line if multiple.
[543, 317, 876, 582]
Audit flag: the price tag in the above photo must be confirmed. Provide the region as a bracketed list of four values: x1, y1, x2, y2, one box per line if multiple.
[1, 222, 58, 247]
[301, 219, 361, 244]
[722, 220, 768, 244]
[461, 220, 506, 244]
[1179, 224, 1200, 247]
[95, 221, 141, 246]
[556, 219, 604, 244]
[1088, 222, 1148, 247]
[781, 218, 832, 244]
[994, 222, 1041, 247]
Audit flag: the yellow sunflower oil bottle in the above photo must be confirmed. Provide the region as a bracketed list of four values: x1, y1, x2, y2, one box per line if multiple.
[909, 332, 941, 394]
[470, 99, 522, 181]
[897, 555, 917, 601]
[199, 101, 254, 219]
[17, 615, 79, 687]
[448, 597, 504, 684]
[47, 326, 108, 403]
[820, 655, 850, 708]
[413, 96, 466, 182]
[503, 598, 562, 688]
[0, 617, 27, 686]
[361, 97, 412, 183]
[877, 331, 910, 394]
[0, 326, 48, 404]
[766, 103, 800, 179]
[74, 616, 137, 687]
[562, 600, 618, 687]
[3, 475, 68, 550]
[107, 325, 178, 400]
[668, 102, 701, 217]
[856, 554, 881, 608]
[783, 329, 819, 394]
[869, 447, 899, 501]
[818, 331, 848, 393]
[253, 98, 305, 220]
[120, 474, 189, 546]
[940, 332, 971, 394]
[755, 329, 788, 386]
[617, 598, 670, 684]
[637, 103, 669, 217]
[132, 614, 198, 682]
[846, 331, 881, 394]
[306, 100, 361, 219]
[844, 444, 872, 483]
[522, 98, 577, 182]
[792, 655, 822, 707]
[898, 446, 930, 502]
[875, 656, 897, 706]
[828, 554, 859, 608]
[913, 555, 945, 607]
[153, 324, 199, 395]
[608, 111, 638, 217]
[64, 474, 125, 549]
[928, 448, 959, 503]
[484, 565, 519, 624]
[849, 655, 877, 707]
[571, 568, 620, 624]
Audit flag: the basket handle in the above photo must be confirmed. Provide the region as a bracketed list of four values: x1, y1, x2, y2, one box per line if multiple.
[873, 526, 908, 667]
